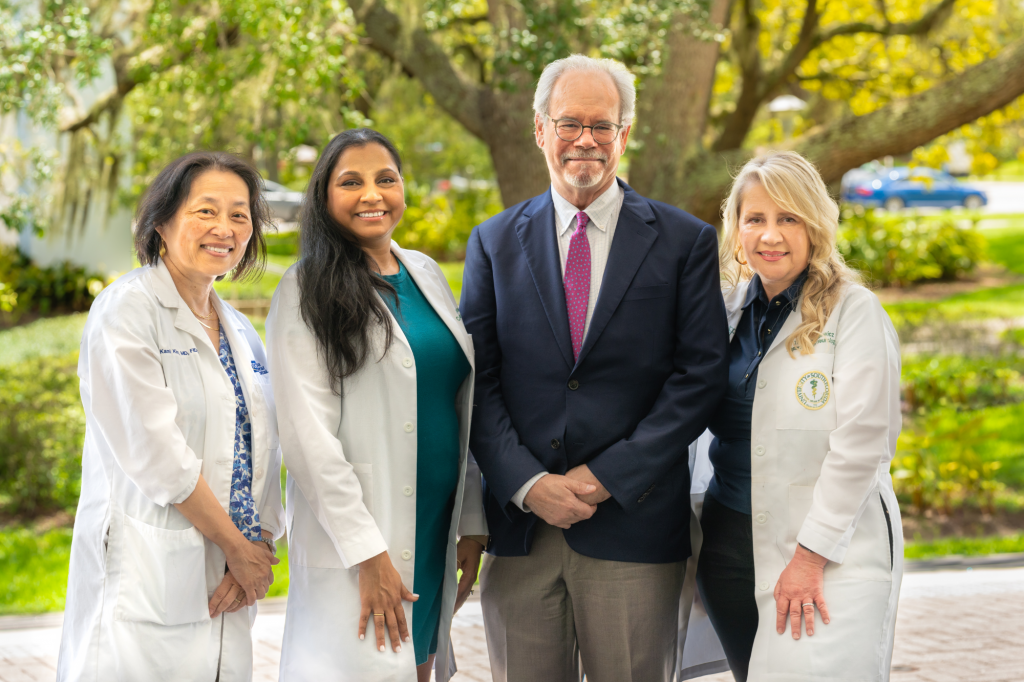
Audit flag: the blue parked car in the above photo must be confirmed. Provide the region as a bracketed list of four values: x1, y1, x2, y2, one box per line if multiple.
[842, 166, 987, 211]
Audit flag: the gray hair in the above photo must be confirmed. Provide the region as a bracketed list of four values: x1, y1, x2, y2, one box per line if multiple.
[533, 54, 637, 126]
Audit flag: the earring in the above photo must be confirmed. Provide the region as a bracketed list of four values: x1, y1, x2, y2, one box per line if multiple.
[734, 244, 748, 266]
[159, 240, 167, 257]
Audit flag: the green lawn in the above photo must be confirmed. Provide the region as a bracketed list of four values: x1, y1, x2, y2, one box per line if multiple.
[0, 527, 73, 615]
[0, 314, 88, 367]
[904, 533, 1024, 560]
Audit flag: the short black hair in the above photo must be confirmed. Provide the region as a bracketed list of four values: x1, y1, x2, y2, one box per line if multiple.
[134, 151, 271, 281]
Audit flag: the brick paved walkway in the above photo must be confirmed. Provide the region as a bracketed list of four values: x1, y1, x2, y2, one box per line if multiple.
[3, 567, 1023, 681]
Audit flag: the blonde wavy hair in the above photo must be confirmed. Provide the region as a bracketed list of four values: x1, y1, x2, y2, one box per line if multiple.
[719, 151, 860, 356]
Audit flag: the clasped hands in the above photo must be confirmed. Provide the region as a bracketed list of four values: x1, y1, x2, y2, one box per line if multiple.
[523, 464, 610, 529]
[209, 532, 279, 617]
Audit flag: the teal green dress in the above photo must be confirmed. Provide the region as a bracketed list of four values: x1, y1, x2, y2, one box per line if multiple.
[380, 260, 471, 666]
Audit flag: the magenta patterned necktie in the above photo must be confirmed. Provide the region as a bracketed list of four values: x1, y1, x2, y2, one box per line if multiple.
[564, 211, 591, 362]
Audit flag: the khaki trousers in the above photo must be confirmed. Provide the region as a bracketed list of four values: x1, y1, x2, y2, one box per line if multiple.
[479, 522, 686, 682]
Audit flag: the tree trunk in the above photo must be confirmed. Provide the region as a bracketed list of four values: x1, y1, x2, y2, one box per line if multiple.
[629, 0, 732, 207]
[478, 89, 551, 207]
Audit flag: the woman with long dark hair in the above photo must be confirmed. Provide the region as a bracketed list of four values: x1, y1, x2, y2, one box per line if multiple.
[267, 129, 487, 681]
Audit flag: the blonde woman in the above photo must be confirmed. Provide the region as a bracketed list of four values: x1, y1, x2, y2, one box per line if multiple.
[690, 151, 903, 682]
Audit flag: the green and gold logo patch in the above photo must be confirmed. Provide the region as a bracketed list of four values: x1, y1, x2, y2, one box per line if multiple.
[795, 371, 830, 410]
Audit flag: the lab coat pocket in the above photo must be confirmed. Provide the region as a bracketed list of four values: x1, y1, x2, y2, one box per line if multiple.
[115, 514, 210, 626]
[776, 352, 837, 431]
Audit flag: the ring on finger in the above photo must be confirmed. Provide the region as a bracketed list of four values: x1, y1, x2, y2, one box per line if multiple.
[802, 603, 814, 608]
[373, 612, 385, 617]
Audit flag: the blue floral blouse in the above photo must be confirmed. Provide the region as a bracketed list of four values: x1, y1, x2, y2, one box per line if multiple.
[218, 325, 262, 541]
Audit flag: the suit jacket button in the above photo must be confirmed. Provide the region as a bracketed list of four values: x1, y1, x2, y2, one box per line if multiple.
[551, 439, 561, 449]
[568, 379, 579, 390]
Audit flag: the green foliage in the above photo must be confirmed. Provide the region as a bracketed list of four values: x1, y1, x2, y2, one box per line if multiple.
[395, 183, 503, 259]
[0, 0, 111, 124]
[892, 411, 1018, 514]
[0, 353, 84, 515]
[902, 355, 1024, 413]
[904, 533, 1024, 560]
[265, 232, 299, 257]
[0, 246, 107, 324]
[837, 207, 986, 287]
[0, 527, 73, 615]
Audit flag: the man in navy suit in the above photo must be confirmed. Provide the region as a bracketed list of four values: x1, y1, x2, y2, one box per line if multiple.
[461, 54, 729, 682]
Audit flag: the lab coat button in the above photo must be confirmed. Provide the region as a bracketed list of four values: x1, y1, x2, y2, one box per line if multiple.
[757, 379, 767, 389]
[755, 445, 765, 456]
[404, 422, 414, 433]
[255, 467, 264, 479]
[403, 486, 413, 496]
[401, 550, 412, 561]
[755, 513, 767, 524]
[402, 357, 413, 368]
[759, 582, 769, 591]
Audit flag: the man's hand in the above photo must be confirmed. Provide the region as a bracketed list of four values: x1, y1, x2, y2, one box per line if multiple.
[523, 475, 598, 529]
[565, 464, 611, 506]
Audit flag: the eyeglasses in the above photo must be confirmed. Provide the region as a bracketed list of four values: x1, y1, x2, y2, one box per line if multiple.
[548, 116, 623, 145]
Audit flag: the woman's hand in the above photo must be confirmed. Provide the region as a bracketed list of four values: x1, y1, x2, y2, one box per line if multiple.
[774, 544, 830, 639]
[454, 537, 485, 614]
[223, 536, 278, 607]
[358, 550, 418, 653]
[209, 571, 249, 617]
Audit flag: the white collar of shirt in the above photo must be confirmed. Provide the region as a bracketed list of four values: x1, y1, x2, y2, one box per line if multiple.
[551, 181, 624, 236]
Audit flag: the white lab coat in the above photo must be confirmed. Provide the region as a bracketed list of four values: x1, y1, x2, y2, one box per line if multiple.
[57, 260, 285, 682]
[680, 279, 903, 682]
[266, 243, 487, 682]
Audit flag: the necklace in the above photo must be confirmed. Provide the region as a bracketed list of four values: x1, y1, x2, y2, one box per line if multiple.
[187, 302, 216, 320]
[194, 316, 219, 331]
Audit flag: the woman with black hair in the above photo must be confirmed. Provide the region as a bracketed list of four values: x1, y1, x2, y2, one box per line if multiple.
[267, 129, 487, 681]
[58, 152, 283, 682]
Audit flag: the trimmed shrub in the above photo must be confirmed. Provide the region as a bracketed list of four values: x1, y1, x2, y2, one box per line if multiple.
[0, 353, 84, 515]
[0, 247, 107, 325]
[902, 355, 1024, 413]
[837, 207, 986, 287]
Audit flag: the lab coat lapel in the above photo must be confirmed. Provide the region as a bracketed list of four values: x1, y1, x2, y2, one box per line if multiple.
[394, 246, 473, 362]
[514, 191, 575, 369]
[575, 181, 657, 367]
[149, 259, 220, 354]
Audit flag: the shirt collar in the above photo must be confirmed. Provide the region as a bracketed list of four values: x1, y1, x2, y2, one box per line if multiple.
[551, 181, 623, 236]
[742, 268, 809, 309]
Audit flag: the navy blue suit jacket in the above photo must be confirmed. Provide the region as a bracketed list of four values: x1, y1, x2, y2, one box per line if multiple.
[461, 180, 729, 564]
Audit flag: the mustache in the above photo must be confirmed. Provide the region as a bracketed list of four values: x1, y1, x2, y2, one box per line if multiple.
[561, 150, 607, 164]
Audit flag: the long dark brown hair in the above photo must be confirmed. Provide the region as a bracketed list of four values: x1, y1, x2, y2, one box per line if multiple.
[297, 128, 404, 393]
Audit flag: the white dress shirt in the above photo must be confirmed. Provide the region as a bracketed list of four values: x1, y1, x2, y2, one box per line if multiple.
[511, 181, 626, 511]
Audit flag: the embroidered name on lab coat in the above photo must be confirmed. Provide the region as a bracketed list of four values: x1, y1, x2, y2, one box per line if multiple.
[159, 348, 199, 356]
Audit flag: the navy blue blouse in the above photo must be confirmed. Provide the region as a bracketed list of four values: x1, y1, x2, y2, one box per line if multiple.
[706, 270, 807, 514]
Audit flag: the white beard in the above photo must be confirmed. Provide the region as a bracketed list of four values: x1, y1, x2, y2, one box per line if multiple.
[561, 152, 607, 189]
[564, 167, 604, 189]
